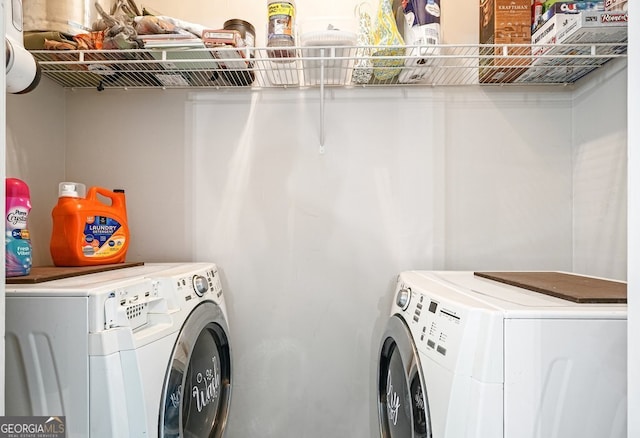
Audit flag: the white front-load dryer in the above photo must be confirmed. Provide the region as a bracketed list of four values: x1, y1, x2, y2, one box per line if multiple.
[377, 271, 627, 438]
[5, 262, 232, 438]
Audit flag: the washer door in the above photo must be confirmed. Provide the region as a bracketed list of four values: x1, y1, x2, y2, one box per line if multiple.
[160, 301, 232, 438]
[378, 314, 431, 438]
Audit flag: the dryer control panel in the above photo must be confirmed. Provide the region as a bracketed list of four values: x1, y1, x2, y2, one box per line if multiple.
[394, 271, 504, 383]
[394, 281, 466, 370]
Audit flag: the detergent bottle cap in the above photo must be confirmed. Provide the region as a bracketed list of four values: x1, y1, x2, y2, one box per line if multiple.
[59, 182, 86, 198]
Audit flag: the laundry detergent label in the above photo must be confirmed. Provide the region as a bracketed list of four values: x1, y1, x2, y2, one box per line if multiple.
[82, 215, 126, 258]
[5, 237, 32, 277]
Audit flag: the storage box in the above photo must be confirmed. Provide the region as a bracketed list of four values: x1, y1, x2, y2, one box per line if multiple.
[517, 10, 628, 83]
[533, 2, 604, 33]
[479, 0, 532, 83]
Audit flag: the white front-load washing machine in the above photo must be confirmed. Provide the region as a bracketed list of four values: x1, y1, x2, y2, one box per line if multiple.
[377, 271, 627, 438]
[5, 262, 232, 438]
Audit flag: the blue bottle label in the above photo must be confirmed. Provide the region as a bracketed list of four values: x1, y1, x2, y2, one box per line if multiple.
[6, 234, 32, 277]
[82, 216, 125, 258]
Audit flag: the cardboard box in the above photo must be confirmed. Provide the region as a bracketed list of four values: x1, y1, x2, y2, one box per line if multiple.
[533, 2, 604, 33]
[517, 10, 627, 83]
[479, 0, 532, 83]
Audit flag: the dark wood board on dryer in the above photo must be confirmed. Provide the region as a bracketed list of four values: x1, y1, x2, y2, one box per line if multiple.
[5, 261, 145, 284]
[474, 271, 627, 303]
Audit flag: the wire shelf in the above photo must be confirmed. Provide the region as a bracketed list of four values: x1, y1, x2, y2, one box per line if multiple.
[30, 43, 628, 91]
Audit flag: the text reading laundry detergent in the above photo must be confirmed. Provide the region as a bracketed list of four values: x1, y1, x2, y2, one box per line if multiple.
[50, 182, 130, 266]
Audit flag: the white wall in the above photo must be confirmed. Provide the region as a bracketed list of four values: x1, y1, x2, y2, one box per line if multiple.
[572, 60, 628, 280]
[441, 87, 574, 271]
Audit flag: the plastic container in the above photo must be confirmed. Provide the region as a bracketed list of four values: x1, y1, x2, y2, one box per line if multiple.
[50, 182, 130, 267]
[5, 178, 32, 277]
[299, 17, 358, 85]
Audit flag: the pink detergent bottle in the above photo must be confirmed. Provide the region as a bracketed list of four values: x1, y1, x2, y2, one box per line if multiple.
[5, 178, 32, 277]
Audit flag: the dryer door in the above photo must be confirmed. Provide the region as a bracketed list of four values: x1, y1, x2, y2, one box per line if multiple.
[378, 314, 431, 438]
[160, 302, 232, 438]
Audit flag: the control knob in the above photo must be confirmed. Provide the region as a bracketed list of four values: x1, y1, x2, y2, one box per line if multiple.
[396, 288, 411, 310]
[192, 275, 209, 296]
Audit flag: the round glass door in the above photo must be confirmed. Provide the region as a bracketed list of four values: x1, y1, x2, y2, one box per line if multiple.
[160, 302, 232, 438]
[378, 315, 431, 438]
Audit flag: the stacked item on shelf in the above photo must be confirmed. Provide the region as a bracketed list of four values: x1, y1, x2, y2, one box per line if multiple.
[140, 33, 213, 88]
[266, 0, 300, 86]
[370, 0, 405, 82]
[219, 19, 257, 86]
[352, 4, 375, 85]
[270, 0, 447, 88]
[394, 0, 442, 84]
[141, 18, 257, 87]
[23, 0, 262, 89]
[531, 0, 605, 33]
[298, 18, 358, 86]
[202, 28, 254, 86]
[516, 5, 628, 83]
[124, 14, 216, 88]
[478, 0, 532, 83]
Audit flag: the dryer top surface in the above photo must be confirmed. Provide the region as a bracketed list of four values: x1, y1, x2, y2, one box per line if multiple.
[402, 271, 627, 319]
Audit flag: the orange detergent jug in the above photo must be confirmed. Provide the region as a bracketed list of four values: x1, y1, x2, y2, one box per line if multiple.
[50, 182, 130, 267]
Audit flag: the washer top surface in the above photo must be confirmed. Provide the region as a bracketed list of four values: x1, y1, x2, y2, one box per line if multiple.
[404, 271, 627, 318]
[4, 262, 215, 297]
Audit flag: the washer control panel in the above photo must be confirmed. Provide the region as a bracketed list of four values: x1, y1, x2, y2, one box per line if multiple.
[102, 279, 160, 332]
[156, 264, 223, 309]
